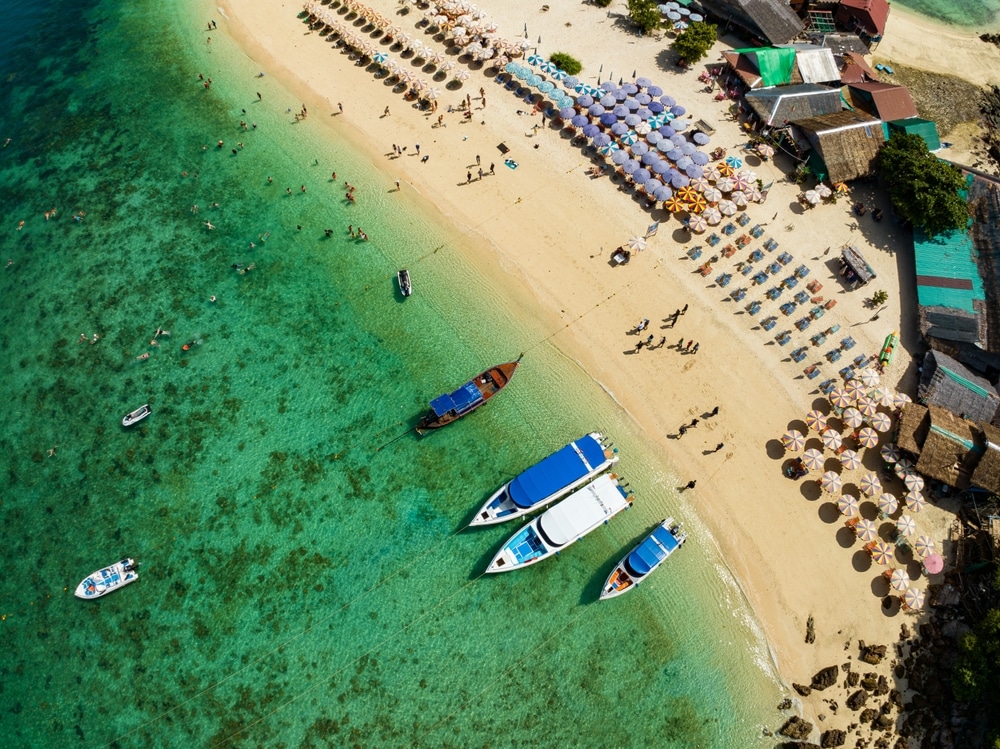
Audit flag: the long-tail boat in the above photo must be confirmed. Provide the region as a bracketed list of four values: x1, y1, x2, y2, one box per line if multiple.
[415, 355, 522, 434]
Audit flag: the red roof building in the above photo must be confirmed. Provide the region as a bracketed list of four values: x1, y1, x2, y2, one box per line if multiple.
[838, 51, 879, 84]
[847, 82, 918, 122]
[836, 0, 890, 38]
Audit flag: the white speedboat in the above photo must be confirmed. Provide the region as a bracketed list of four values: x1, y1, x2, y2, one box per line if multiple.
[122, 404, 151, 427]
[485, 474, 632, 573]
[470, 432, 618, 526]
[75, 558, 139, 599]
[600, 518, 687, 600]
[397, 269, 412, 297]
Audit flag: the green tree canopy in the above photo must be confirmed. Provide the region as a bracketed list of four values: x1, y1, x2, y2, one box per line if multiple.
[673, 21, 718, 64]
[875, 133, 968, 238]
[954, 608, 1000, 701]
[549, 52, 581, 76]
[627, 0, 661, 36]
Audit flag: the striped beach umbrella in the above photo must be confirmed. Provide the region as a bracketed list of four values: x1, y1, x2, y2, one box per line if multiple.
[689, 177, 711, 191]
[859, 471, 882, 497]
[869, 387, 894, 408]
[704, 165, 722, 182]
[815, 183, 833, 199]
[840, 449, 862, 470]
[801, 448, 825, 471]
[914, 535, 935, 558]
[860, 367, 880, 387]
[730, 190, 749, 207]
[903, 473, 925, 493]
[857, 397, 878, 419]
[805, 410, 828, 432]
[756, 142, 775, 158]
[888, 568, 910, 592]
[716, 162, 735, 177]
[881, 443, 901, 464]
[871, 412, 892, 433]
[903, 586, 925, 610]
[855, 518, 878, 543]
[896, 514, 917, 538]
[821, 429, 844, 451]
[702, 206, 722, 225]
[599, 141, 620, 156]
[842, 407, 863, 429]
[664, 196, 685, 212]
[895, 457, 915, 474]
[829, 387, 852, 409]
[877, 492, 898, 517]
[838, 494, 860, 517]
[894, 392, 913, 408]
[857, 427, 879, 449]
[834, 181, 849, 194]
[731, 173, 752, 192]
[845, 379, 866, 401]
[905, 491, 926, 513]
[687, 193, 708, 213]
[716, 176, 736, 192]
[820, 470, 842, 493]
[620, 130, 639, 145]
[702, 185, 722, 203]
[717, 199, 738, 216]
[677, 185, 698, 202]
[802, 189, 821, 206]
[687, 214, 708, 233]
[869, 540, 894, 566]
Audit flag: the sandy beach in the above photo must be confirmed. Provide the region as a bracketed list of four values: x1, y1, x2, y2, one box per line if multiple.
[216, 0, 982, 739]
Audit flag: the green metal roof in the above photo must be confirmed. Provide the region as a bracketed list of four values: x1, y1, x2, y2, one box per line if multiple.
[888, 118, 941, 152]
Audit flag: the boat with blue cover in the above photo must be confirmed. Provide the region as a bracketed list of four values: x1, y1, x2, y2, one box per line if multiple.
[470, 432, 619, 526]
[485, 473, 632, 573]
[415, 355, 522, 434]
[600, 518, 687, 600]
[74, 558, 140, 600]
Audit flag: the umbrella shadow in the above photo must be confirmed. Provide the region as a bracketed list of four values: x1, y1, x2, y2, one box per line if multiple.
[859, 500, 879, 521]
[787, 418, 808, 434]
[907, 559, 924, 580]
[852, 549, 873, 573]
[880, 595, 902, 617]
[671, 227, 691, 243]
[871, 574, 891, 598]
[877, 521, 897, 542]
[836, 526, 857, 548]
[766, 439, 785, 459]
[800, 480, 822, 502]
[818, 501, 841, 524]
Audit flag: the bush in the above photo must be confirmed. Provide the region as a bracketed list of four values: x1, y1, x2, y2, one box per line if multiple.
[594, 0, 613, 6]
[673, 21, 718, 64]
[627, 0, 661, 35]
[870, 290, 889, 306]
[549, 52, 582, 76]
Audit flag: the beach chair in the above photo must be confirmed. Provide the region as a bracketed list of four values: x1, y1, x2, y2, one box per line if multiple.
[752, 271, 768, 286]
[806, 280, 823, 294]
[794, 291, 809, 305]
[722, 223, 736, 236]
[795, 317, 812, 332]
[769, 261, 782, 275]
[766, 286, 782, 301]
[750, 249, 764, 263]
[687, 246, 702, 260]
[804, 364, 821, 379]
[716, 273, 732, 287]
[791, 347, 807, 362]
[776, 331, 792, 346]
[826, 324, 841, 336]
[746, 300, 762, 316]
[736, 234, 752, 249]
[780, 302, 796, 316]
[854, 354, 867, 368]
[827, 349, 842, 363]
[811, 332, 826, 347]
[730, 287, 747, 302]
[824, 299, 837, 310]
[810, 305, 825, 320]
[761, 316, 777, 331]
[777, 252, 793, 266]
[764, 238, 778, 252]
[737, 213, 751, 227]
[840, 365, 855, 380]
[699, 262, 713, 276]
[722, 244, 737, 258]
[783, 276, 798, 289]
[819, 378, 836, 394]
[741, 264, 754, 276]
[841, 336, 856, 351]
[707, 233, 721, 247]
[794, 264, 810, 279]
[751, 225, 764, 239]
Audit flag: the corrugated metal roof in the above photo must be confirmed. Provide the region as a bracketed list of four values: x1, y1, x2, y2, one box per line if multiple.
[838, 0, 890, 36]
[839, 52, 878, 84]
[791, 47, 841, 83]
[848, 82, 918, 123]
[745, 84, 843, 126]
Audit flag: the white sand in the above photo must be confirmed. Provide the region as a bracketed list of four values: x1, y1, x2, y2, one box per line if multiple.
[219, 0, 963, 737]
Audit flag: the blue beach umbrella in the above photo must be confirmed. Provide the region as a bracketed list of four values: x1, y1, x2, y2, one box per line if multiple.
[622, 159, 640, 174]
[637, 107, 653, 120]
[653, 185, 673, 201]
[582, 123, 601, 137]
[577, 94, 595, 107]
[621, 130, 639, 145]
[672, 119, 687, 131]
[611, 122, 629, 135]
[614, 88, 628, 101]
[631, 141, 649, 155]
[690, 13, 704, 21]
[658, 125, 675, 137]
[636, 92, 652, 105]
[660, 95, 676, 107]
[588, 103, 606, 116]
[725, 155, 743, 168]
[685, 164, 704, 178]
[645, 178, 664, 194]
[641, 151, 659, 165]
[657, 141, 673, 154]
[593, 132, 612, 147]
[624, 113, 641, 126]
[692, 151, 710, 165]
[600, 94, 617, 107]
[515, 67, 531, 80]
[527, 74, 542, 87]
[559, 105, 577, 119]
[648, 101, 665, 114]
[680, 142, 696, 155]
[693, 131, 711, 145]
[625, 98, 640, 111]
[666, 148, 684, 161]
[600, 141, 621, 156]
[528, 54, 544, 66]
[671, 173, 690, 188]
[600, 112, 618, 126]
[622, 83, 639, 95]
[563, 75, 579, 89]
[373, 51, 389, 64]
[667, 11, 681, 20]
[613, 104, 629, 118]
[636, 77, 653, 88]
[648, 85, 663, 97]
[646, 131, 663, 144]
[571, 114, 589, 127]
[670, 134, 686, 146]
[538, 81, 555, 94]
[671, 105, 687, 116]
[601, 80, 617, 91]
[632, 168, 651, 184]
[653, 160, 671, 175]
[676, 156, 694, 169]
[612, 149, 630, 165]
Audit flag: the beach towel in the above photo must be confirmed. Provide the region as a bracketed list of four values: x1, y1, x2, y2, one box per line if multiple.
[504, 159, 519, 170]
[497, 143, 510, 154]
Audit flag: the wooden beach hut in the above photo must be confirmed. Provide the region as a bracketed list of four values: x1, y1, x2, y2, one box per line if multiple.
[835, 0, 890, 45]
[913, 406, 981, 491]
[970, 422, 1000, 494]
[791, 110, 885, 184]
[847, 82, 918, 123]
[896, 403, 929, 457]
[918, 350, 1000, 424]
[702, 0, 804, 45]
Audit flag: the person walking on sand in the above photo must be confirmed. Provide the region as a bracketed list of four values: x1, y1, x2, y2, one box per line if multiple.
[683, 480, 697, 490]
[395, 180, 400, 191]
[476, 154, 481, 166]
[689, 419, 699, 429]
[478, 167, 483, 180]
[710, 443, 724, 454]
[681, 304, 688, 315]
[677, 337, 684, 349]
[692, 342, 700, 354]
[678, 424, 688, 436]
[490, 163, 495, 175]
[467, 171, 472, 184]
[657, 336, 665, 348]
[384, 106, 390, 116]
[685, 340, 693, 351]
[709, 405, 719, 417]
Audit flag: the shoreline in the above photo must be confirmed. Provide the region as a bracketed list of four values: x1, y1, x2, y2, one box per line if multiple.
[218, 0, 961, 742]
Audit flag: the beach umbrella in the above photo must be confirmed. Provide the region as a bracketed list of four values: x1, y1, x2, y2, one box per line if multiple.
[702, 185, 723, 203]
[820, 470, 842, 493]
[664, 196, 685, 212]
[373, 51, 389, 64]
[692, 132, 711, 146]
[802, 190, 820, 206]
[621, 130, 639, 145]
[894, 392, 913, 408]
[717, 162, 735, 177]
[844, 379, 866, 401]
[816, 183, 833, 199]
[592, 133, 612, 147]
[856, 397, 878, 419]
[687, 214, 708, 233]
[730, 190, 749, 208]
[558, 105, 577, 120]
[923, 553, 944, 575]
[538, 80, 556, 94]
[704, 166, 722, 182]
[903, 473, 925, 493]
[612, 149, 630, 165]
[869, 540, 894, 566]
[717, 199, 737, 216]
[646, 129, 663, 144]
[896, 514, 917, 538]
[599, 141, 621, 156]
[701, 206, 722, 225]
[905, 491, 926, 513]
[588, 103, 606, 117]
[902, 586, 925, 610]
[881, 443, 901, 464]
[855, 518, 878, 543]
[571, 114, 589, 128]
[453, 68, 471, 81]
[859, 471, 882, 497]
[731, 173, 752, 192]
[677, 185, 698, 202]
[829, 387, 852, 409]
[716, 176, 736, 193]
[582, 124, 601, 138]
[631, 141, 650, 156]
[748, 186, 764, 203]
[805, 410, 828, 432]
[724, 155, 742, 169]
[888, 568, 910, 592]
[842, 407, 863, 429]
[424, 87, 442, 99]
[895, 457, 915, 474]
[756, 143, 775, 158]
[611, 122, 630, 135]
[837, 494, 860, 518]
[635, 120, 652, 135]
[577, 94, 595, 107]
[840, 449, 862, 470]
[914, 535, 935, 558]
[687, 194, 707, 213]
[857, 426, 879, 449]
[801, 448, 825, 471]
[527, 54, 544, 66]
[688, 176, 710, 191]
[622, 159, 640, 175]
[871, 412, 892, 433]
[859, 368, 881, 388]
[877, 493, 898, 517]
[869, 387, 894, 408]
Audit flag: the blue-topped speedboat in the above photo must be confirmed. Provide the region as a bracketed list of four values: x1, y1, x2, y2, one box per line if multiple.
[600, 518, 687, 600]
[485, 473, 633, 573]
[74, 558, 140, 600]
[415, 355, 522, 434]
[470, 432, 619, 526]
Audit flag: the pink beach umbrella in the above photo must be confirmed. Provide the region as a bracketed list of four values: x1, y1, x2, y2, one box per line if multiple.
[805, 409, 828, 432]
[894, 392, 913, 408]
[857, 427, 879, 449]
[837, 494, 860, 518]
[815, 183, 833, 199]
[855, 518, 878, 543]
[895, 457, 915, 474]
[923, 553, 944, 575]
[903, 473, 925, 493]
[801, 448, 825, 470]
[702, 185, 722, 203]
[859, 471, 882, 497]
[840, 449, 862, 470]
[730, 190, 749, 207]
[731, 173, 752, 191]
[704, 165, 722, 182]
[877, 492, 898, 517]
[689, 177, 711, 191]
[869, 387, 894, 408]
[887, 568, 910, 592]
[702, 206, 723, 225]
[716, 176, 736, 193]
[896, 514, 917, 538]
[871, 412, 892, 433]
[903, 586, 925, 611]
[748, 186, 764, 203]
[820, 470, 842, 493]
[687, 214, 708, 233]
[881, 443, 901, 464]
[821, 429, 844, 451]
[905, 491, 926, 513]
[869, 540, 894, 566]
[842, 407, 863, 429]
[914, 535, 935, 558]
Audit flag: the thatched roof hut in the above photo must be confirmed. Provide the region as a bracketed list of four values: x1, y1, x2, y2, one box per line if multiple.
[914, 406, 981, 490]
[896, 402, 929, 456]
[918, 350, 1000, 423]
[791, 110, 885, 183]
[703, 0, 804, 45]
[970, 422, 1000, 494]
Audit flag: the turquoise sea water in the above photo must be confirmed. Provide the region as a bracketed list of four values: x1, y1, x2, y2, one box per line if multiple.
[0, 0, 783, 746]
[893, 0, 1000, 30]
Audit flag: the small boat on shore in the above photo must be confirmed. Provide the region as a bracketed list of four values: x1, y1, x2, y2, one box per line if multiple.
[74, 558, 140, 599]
[416, 355, 522, 434]
[470, 432, 619, 526]
[600, 518, 687, 600]
[485, 473, 633, 573]
[122, 404, 151, 427]
[397, 269, 412, 297]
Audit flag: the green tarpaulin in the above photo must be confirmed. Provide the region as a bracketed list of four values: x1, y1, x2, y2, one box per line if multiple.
[730, 47, 796, 87]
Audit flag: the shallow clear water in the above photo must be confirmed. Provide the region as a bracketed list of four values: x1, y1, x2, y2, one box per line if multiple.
[892, 0, 1000, 30]
[0, 0, 782, 745]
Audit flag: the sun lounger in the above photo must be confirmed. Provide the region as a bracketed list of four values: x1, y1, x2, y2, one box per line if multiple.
[791, 347, 808, 363]
[746, 300, 762, 316]
[716, 273, 732, 287]
[824, 299, 837, 310]
[795, 317, 812, 331]
[687, 246, 703, 260]
[783, 276, 798, 289]
[722, 244, 737, 258]
[780, 302, 796, 316]
[794, 291, 809, 305]
[730, 287, 747, 301]
[750, 249, 764, 263]
[841, 336, 856, 350]
[722, 223, 736, 236]
[840, 365, 854, 380]
[811, 332, 826, 347]
[764, 238, 778, 251]
[854, 354, 867, 368]
[777, 252, 793, 266]
[819, 378, 836, 394]
[827, 349, 842, 363]
[776, 331, 792, 346]
[741, 264, 754, 276]
[699, 262, 713, 276]
[794, 264, 810, 278]
[707, 233, 721, 247]
[810, 305, 825, 320]
[736, 234, 752, 248]
[751, 225, 764, 239]
[766, 286, 782, 301]
[804, 364, 821, 379]
[737, 213, 751, 227]
[807, 280, 823, 294]
[761, 316, 777, 331]
[752, 272, 768, 285]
